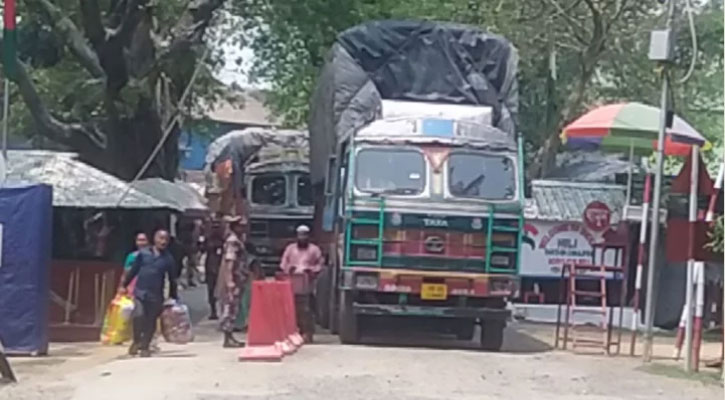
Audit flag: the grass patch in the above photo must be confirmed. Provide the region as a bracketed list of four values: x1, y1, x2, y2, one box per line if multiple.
[638, 363, 722, 386]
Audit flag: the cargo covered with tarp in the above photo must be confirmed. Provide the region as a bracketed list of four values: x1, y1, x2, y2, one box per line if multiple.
[204, 128, 309, 197]
[308, 20, 519, 185]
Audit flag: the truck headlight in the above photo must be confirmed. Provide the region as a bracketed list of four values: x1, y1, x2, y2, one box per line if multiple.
[490, 278, 514, 294]
[490, 255, 510, 267]
[355, 246, 378, 261]
[391, 212, 402, 226]
[355, 273, 379, 290]
[255, 245, 271, 255]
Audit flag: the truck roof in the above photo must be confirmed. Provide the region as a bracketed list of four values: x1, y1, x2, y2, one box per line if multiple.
[355, 118, 516, 152]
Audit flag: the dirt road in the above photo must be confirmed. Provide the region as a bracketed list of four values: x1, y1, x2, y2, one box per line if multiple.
[2, 288, 721, 400]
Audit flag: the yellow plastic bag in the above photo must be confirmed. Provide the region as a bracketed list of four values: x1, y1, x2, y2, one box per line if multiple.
[100, 294, 134, 345]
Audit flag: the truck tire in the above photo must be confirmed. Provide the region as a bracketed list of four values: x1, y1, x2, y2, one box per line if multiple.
[315, 267, 331, 329]
[480, 320, 505, 351]
[329, 296, 339, 335]
[338, 290, 359, 344]
[456, 319, 476, 341]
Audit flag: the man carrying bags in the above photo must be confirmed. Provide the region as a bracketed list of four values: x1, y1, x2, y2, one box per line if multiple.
[120, 229, 178, 357]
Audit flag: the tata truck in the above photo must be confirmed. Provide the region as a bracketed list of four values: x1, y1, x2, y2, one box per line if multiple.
[309, 20, 523, 350]
[205, 128, 313, 276]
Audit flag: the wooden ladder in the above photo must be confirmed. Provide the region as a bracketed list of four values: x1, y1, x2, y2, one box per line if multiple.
[566, 263, 617, 354]
[555, 242, 628, 355]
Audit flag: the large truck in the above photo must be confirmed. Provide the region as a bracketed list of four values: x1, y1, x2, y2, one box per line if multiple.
[205, 128, 313, 276]
[309, 20, 523, 350]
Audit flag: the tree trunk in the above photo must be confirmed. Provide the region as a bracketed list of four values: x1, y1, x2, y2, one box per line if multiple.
[9, 0, 225, 181]
[90, 100, 179, 181]
[532, 69, 593, 179]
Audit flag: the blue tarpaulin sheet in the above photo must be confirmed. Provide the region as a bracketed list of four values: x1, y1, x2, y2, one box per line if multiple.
[0, 184, 52, 354]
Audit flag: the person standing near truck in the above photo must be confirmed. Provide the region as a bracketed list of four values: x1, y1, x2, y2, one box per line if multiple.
[280, 225, 323, 275]
[280, 225, 323, 342]
[217, 216, 248, 348]
[204, 219, 225, 320]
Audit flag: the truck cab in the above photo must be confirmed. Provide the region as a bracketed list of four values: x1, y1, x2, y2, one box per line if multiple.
[322, 101, 524, 350]
[245, 156, 314, 276]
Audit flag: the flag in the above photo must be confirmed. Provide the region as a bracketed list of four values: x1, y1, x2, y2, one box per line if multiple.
[3, 0, 16, 79]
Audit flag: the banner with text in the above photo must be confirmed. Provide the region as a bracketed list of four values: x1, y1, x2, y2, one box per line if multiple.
[521, 220, 618, 278]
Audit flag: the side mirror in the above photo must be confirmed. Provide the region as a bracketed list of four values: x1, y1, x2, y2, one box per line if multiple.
[324, 155, 337, 196]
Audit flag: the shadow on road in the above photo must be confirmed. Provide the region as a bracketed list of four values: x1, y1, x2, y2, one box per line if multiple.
[353, 323, 553, 354]
[181, 285, 553, 354]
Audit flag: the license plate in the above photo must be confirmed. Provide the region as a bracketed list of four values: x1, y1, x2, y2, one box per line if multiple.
[421, 283, 448, 300]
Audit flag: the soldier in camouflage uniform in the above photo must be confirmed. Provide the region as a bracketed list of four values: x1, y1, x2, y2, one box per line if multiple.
[217, 216, 248, 348]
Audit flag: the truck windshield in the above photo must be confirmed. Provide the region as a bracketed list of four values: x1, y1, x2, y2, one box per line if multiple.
[297, 175, 313, 206]
[355, 148, 425, 195]
[251, 175, 286, 205]
[448, 153, 516, 200]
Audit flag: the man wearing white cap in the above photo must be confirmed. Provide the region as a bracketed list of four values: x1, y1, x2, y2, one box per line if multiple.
[280, 225, 322, 276]
[280, 224, 323, 341]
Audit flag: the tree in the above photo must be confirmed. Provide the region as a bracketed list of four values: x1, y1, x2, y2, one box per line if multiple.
[236, 0, 722, 177]
[3, 0, 228, 180]
[707, 215, 724, 254]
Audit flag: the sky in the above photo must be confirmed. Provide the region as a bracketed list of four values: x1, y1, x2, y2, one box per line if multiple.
[211, 13, 269, 90]
[215, 45, 258, 88]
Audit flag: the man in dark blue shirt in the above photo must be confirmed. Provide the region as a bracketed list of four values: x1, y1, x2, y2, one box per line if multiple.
[121, 229, 178, 357]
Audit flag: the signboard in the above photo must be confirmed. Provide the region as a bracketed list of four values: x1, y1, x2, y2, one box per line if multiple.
[583, 201, 611, 233]
[521, 220, 617, 278]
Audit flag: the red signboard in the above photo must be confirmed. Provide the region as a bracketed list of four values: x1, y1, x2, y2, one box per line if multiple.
[583, 201, 611, 233]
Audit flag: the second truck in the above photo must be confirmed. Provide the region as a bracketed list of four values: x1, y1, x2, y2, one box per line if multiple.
[308, 20, 524, 350]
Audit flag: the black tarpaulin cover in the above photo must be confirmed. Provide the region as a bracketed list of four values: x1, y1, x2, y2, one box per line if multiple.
[308, 20, 519, 184]
[205, 128, 308, 194]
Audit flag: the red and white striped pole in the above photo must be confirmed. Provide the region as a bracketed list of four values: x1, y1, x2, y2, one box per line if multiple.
[692, 162, 723, 371]
[673, 148, 700, 370]
[692, 261, 705, 371]
[685, 147, 700, 371]
[630, 174, 652, 356]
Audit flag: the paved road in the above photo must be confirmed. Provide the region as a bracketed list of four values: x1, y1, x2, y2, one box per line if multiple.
[2, 286, 722, 400]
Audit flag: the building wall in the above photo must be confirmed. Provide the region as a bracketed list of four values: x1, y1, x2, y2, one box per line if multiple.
[178, 122, 272, 171]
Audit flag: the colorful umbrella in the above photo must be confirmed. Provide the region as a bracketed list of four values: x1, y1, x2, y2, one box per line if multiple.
[561, 102, 710, 156]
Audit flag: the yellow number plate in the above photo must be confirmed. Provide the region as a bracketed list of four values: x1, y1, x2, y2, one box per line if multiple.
[421, 283, 448, 300]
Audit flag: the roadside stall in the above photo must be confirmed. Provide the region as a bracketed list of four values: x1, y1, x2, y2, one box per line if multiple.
[6, 150, 183, 341]
[519, 180, 628, 306]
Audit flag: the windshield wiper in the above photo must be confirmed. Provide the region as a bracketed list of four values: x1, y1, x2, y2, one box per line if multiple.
[368, 188, 417, 195]
[462, 174, 485, 195]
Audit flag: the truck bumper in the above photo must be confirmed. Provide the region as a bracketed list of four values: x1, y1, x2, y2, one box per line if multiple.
[353, 303, 510, 320]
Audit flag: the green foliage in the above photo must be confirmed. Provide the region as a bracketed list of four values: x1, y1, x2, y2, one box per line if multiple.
[233, 0, 723, 171]
[706, 215, 724, 254]
[4, 0, 227, 148]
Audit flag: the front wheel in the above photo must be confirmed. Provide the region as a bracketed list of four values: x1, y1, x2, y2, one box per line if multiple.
[338, 290, 359, 344]
[456, 319, 476, 341]
[480, 320, 505, 351]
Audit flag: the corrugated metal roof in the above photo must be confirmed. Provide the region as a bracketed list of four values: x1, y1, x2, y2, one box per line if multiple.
[205, 90, 278, 127]
[5, 150, 178, 210]
[525, 180, 626, 223]
[133, 178, 208, 214]
[547, 151, 641, 183]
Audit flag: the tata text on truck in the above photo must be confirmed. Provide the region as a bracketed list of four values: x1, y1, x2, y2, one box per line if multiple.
[205, 128, 313, 276]
[309, 21, 523, 350]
